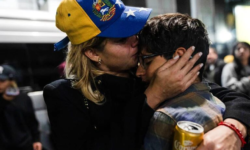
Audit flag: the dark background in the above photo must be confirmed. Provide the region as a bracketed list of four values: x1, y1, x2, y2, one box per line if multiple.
[0, 43, 65, 91]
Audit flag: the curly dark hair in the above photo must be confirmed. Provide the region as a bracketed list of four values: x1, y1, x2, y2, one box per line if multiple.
[139, 13, 210, 79]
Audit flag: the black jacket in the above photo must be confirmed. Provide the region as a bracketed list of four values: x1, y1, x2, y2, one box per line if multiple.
[43, 74, 153, 150]
[0, 93, 40, 150]
[43, 74, 250, 150]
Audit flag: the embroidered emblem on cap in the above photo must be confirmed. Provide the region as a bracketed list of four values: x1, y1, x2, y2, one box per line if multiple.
[92, 0, 116, 21]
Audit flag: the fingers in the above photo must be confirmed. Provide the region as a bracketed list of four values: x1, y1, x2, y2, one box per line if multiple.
[182, 63, 203, 88]
[158, 55, 180, 71]
[182, 72, 200, 91]
[174, 46, 195, 70]
[180, 51, 202, 75]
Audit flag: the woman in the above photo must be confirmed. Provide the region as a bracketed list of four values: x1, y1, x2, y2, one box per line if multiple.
[222, 42, 250, 96]
[44, 0, 250, 150]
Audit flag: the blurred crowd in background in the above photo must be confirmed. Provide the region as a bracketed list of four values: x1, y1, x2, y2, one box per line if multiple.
[0, 0, 250, 150]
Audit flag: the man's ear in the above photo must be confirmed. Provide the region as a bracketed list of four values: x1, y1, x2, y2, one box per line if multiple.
[84, 49, 100, 62]
[173, 47, 187, 57]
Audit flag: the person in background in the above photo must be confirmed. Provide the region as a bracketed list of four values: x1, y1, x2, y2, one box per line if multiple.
[222, 42, 250, 96]
[0, 64, 42, 150]
[204, 46, 225, 85]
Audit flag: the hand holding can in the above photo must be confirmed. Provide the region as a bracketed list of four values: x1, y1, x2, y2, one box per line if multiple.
[173, 121, 204, 150]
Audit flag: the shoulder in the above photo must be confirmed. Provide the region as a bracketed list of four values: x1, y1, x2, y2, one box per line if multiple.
[44, 79, 71, 90]
[43, 79, 77, 100]
[43, 79, 78, 95]
[147, 110, 176, 139]
[216, 59, 226, 68]
[223, 63, 235, 70]
[13, 92, 32, 104]
[153, 110, 176, 124]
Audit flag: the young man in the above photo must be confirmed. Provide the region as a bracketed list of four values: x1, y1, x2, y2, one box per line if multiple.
[136, 13, 227, 150]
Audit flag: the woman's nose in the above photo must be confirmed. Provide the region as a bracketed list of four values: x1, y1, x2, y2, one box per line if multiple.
[136, 62, 145, 78]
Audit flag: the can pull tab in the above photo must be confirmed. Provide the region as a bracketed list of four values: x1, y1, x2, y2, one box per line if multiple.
[184, 125, 198, 131]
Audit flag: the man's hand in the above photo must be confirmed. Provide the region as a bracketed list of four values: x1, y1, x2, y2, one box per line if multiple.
[196, 118, 247, 150]
[196, 126, 241, 150]
[145, 46, 203, 109]
[33, 142, 42, 150]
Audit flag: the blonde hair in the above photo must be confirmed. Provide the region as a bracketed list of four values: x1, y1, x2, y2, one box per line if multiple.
[10, 80, 18, 89]
[65, 37, 107, 104]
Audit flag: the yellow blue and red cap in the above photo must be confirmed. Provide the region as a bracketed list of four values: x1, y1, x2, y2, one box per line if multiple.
[54, 0, 152, 51]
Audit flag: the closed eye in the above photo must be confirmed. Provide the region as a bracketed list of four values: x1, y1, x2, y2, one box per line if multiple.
[145, 61, 152, 66]
[144, 58, 153, 66]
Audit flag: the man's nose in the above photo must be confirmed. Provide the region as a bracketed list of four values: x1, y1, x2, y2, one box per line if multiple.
[136, 63, 145, 78]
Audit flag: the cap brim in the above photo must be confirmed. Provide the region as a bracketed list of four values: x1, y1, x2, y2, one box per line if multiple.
[98, 6, 152, 38]
[0, 75, 8, 80]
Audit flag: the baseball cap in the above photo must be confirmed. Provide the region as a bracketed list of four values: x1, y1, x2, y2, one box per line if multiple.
[54, 0, 152, 51]
[0, 65, 16, 81]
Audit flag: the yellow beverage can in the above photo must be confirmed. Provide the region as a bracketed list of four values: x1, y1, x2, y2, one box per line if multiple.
[173, 121, 204, 150]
